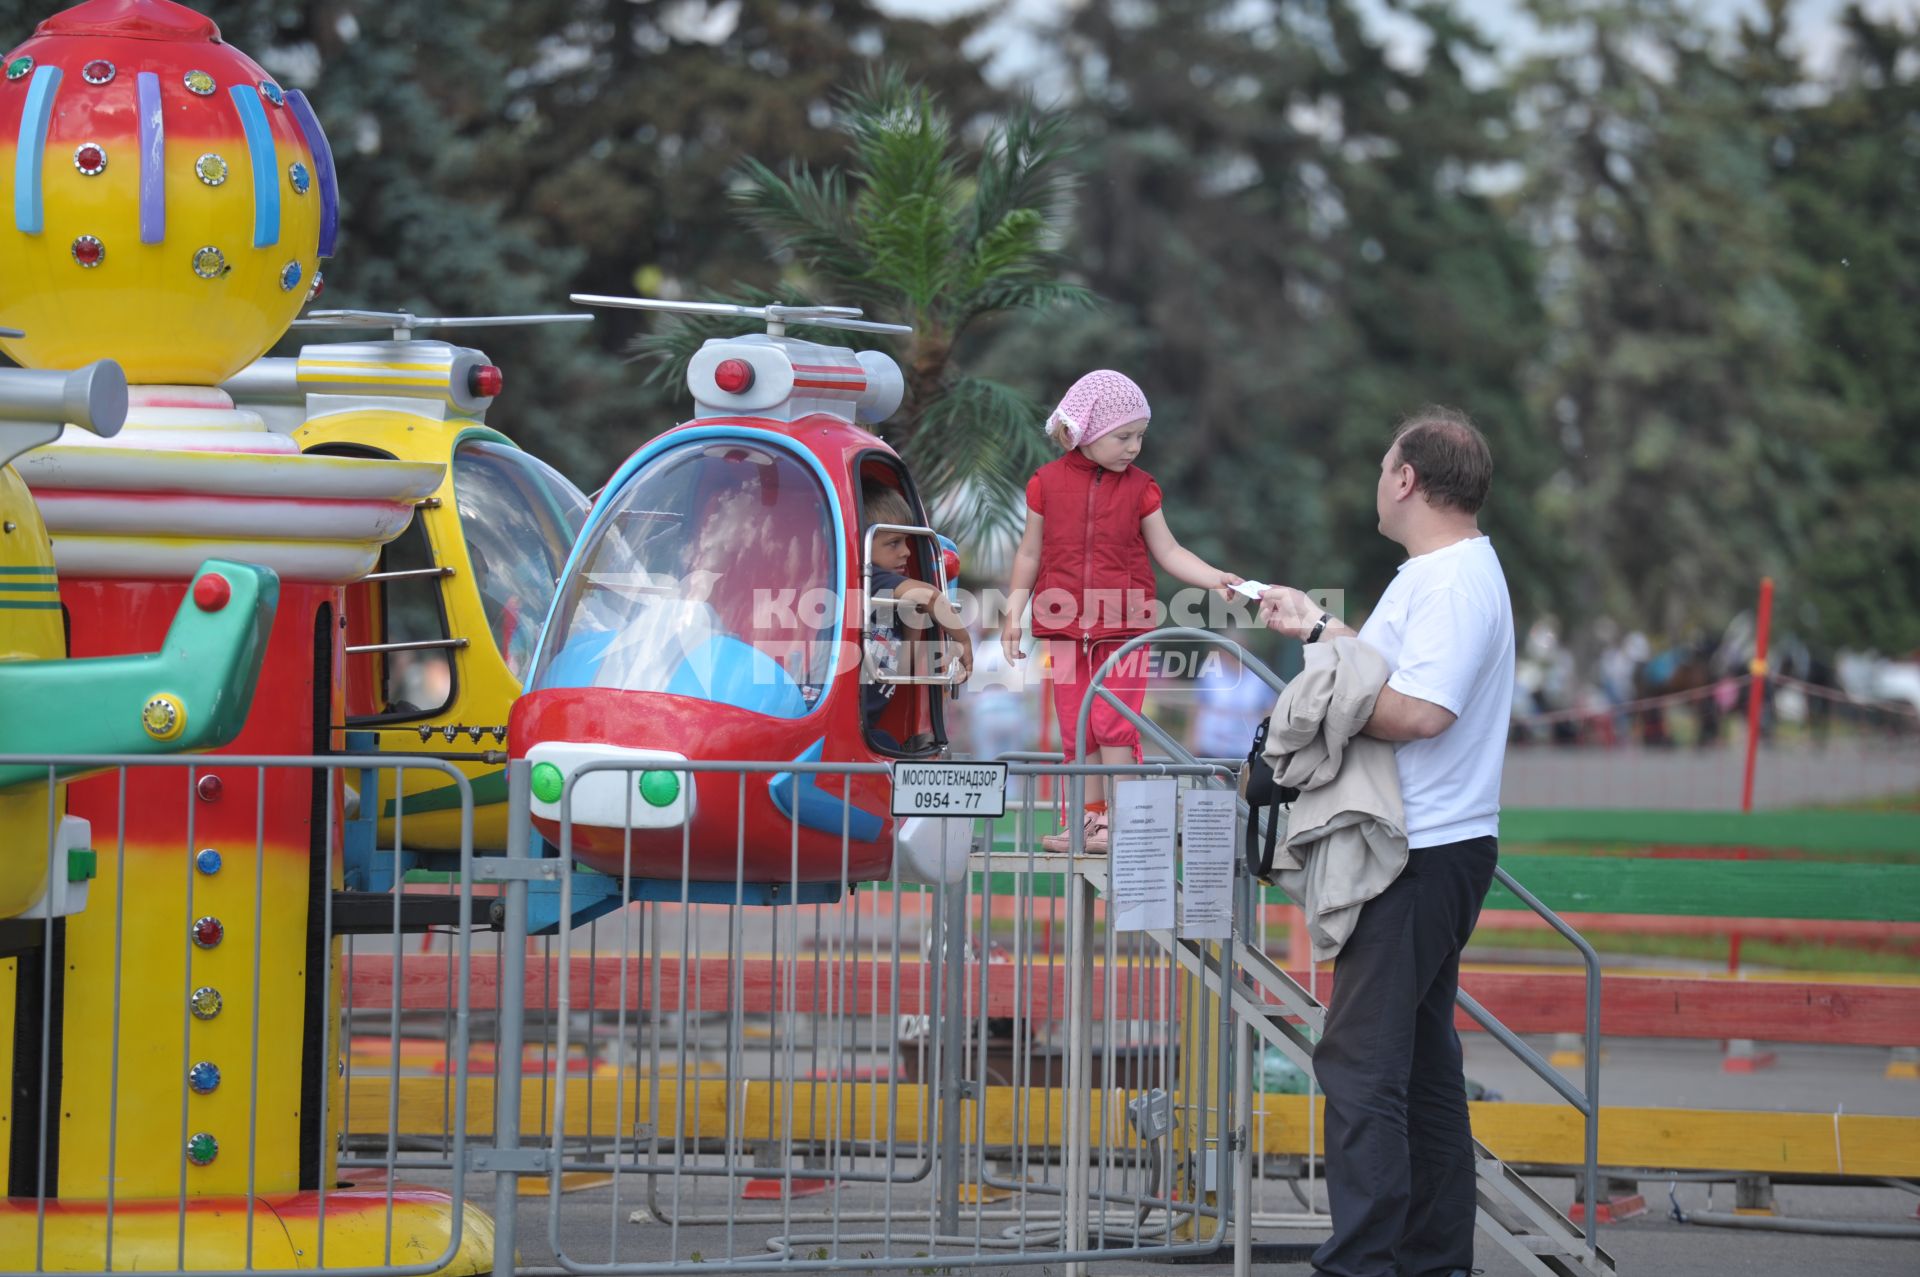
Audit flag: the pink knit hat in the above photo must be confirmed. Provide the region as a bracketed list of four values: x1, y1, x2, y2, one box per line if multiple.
[1046, 370, 1150, 448]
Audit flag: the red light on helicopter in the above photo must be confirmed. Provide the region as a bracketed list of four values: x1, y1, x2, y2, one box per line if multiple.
[468, 364, 505, 398]
[713, 358, 756, 394]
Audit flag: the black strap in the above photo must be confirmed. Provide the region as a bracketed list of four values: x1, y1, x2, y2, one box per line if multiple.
[1245, 794, 1282, 880]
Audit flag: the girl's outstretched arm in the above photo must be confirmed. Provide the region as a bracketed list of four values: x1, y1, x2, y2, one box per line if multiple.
[999, 513, 1044, 661]
[1142, 510, 1241, 597]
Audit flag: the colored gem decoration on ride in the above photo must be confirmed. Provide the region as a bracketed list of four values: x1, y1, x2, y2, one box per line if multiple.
[189, 986, 222, 1020]
[185, 1132, 217, 1166]
[531, 761, 564, 804]
[71, 235, 104, 267]
[0, 1, 339, 385]
[196, 774, 223, 802]
[141, 692, 185, 740]
[288, 162, 310, 195]
[279, 261, 301, 292]
[193, 572, 231, 611]
[196, 847, 222, 875]
[191, 246, 228, 279]
[74, 142, 107, 175]
[188, 1061, 221, 1094]
[191, 915, 223, 949]
[639, 770, 680, 808]
[5, 56, 31, 80]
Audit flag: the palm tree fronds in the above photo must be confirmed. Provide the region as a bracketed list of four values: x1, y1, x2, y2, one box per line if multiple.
[901, 375, 1050, 550]
[731, 158, 866, 278]
[968, 102, 1081, 246]
[859, 193, 963, 313]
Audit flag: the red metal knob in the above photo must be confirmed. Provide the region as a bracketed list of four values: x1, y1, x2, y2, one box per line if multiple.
[468, 364, 505, 398]
[192, 573, 231, 612]
[713, 358, 755, 394]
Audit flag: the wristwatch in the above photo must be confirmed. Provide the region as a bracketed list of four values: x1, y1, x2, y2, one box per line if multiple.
[1305, 612, 1332, 644]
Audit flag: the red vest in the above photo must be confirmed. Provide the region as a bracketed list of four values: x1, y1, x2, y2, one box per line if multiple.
[1029, 450, 1158, 641]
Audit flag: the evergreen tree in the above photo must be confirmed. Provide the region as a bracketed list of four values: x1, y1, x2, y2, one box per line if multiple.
[1295, 0, 1556, 611]
[1513, 0, 1846, 640]
[1742, 2, 1920, 653]
[996, 0, 1547, 625]
[636, 70, 1090, 550]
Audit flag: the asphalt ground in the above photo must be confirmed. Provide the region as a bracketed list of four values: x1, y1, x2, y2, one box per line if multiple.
[465, 1033, 1919, 1276]
[499, 1174, 1919, 1276]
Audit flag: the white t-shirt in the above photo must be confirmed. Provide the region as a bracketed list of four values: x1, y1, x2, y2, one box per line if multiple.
[1355, 535, 1516, 848]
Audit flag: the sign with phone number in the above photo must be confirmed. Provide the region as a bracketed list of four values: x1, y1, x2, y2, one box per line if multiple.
[890, 762, 1009, 818]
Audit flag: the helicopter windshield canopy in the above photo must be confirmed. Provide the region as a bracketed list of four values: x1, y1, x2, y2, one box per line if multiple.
[453, 440, 591, 683]
[530, 439, 837, 718]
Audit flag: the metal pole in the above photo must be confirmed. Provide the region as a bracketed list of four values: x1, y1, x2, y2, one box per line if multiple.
[936, 880, 967, 1237]
[1233, 872, 1255, 1277]
[491, 758, 532, 1273]
[1732, 576, 1774, 977]
[1063, 865, 1094, 1277]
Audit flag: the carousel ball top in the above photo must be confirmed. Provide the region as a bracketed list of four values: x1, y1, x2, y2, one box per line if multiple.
[0, 0, 334, 385]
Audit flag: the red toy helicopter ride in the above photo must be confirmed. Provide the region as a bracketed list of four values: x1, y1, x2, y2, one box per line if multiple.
[509, 297, 965, 887]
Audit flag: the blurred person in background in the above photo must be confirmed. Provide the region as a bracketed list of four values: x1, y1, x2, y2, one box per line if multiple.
[959, 623, 1034, 774]
[1187, 644, 1277, 761]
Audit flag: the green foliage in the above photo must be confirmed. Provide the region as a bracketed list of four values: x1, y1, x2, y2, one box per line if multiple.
[636, 69, 1093, 548]
[0, 0, 1913, 657]
[1512, 0, 1839, 639]
[1741, 2, 1920, 652]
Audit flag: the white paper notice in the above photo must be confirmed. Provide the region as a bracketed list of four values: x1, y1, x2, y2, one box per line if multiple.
[1179, 790, 1235, 940]
[1110, 778, 1178, 932]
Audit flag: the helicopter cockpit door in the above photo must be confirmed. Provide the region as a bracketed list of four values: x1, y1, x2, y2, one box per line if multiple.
[856, 463, 957, 758]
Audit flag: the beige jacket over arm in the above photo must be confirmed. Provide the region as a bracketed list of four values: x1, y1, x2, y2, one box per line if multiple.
[1261, 636, 1408, 962]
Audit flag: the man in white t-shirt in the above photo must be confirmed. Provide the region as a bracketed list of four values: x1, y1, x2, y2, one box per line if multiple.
[1256, 407, 1516, 1277]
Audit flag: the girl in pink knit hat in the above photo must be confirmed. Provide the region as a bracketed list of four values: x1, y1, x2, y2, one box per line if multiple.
[999, 370, 1242, 852]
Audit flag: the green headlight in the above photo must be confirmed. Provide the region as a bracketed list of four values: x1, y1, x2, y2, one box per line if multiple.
[531, 761, 565, 804]
[638, 769, 681, 808]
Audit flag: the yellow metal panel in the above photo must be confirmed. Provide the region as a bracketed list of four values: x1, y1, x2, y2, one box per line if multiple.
[350, 1074, 1920, 1180]
[0, 1192, 490, 1274]
[0, 470, 64, 915]
[1245, 1094, 1920, 1177]
[59, 839, 312, 1198]
[348, 1074, 735, 1143]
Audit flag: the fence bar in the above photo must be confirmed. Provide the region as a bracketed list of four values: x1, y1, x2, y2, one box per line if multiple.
[492, 758, 533, 1273]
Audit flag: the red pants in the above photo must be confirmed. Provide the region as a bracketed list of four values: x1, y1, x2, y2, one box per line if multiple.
[1047, 637, 1151, 763]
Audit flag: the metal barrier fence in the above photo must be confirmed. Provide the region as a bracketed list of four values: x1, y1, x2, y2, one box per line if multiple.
[510, 755, 1239, 1275]
[0, 729, 1608, 1277]
[0, 751, 481, 1277]
[1074, 629, 1607, 1277]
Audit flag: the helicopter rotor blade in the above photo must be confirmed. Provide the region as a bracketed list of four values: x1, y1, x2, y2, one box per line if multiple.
[291, 309, 418, 329]
[569, 295, 911, 335]
[569, 295, 768, 319]
[390, 314, 593, 329]
[291, 310, 592, 331]
[788, 315, 915, 336]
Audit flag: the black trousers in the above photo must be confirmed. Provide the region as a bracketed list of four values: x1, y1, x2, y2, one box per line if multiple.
[1310, 835, 1499, 1277]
